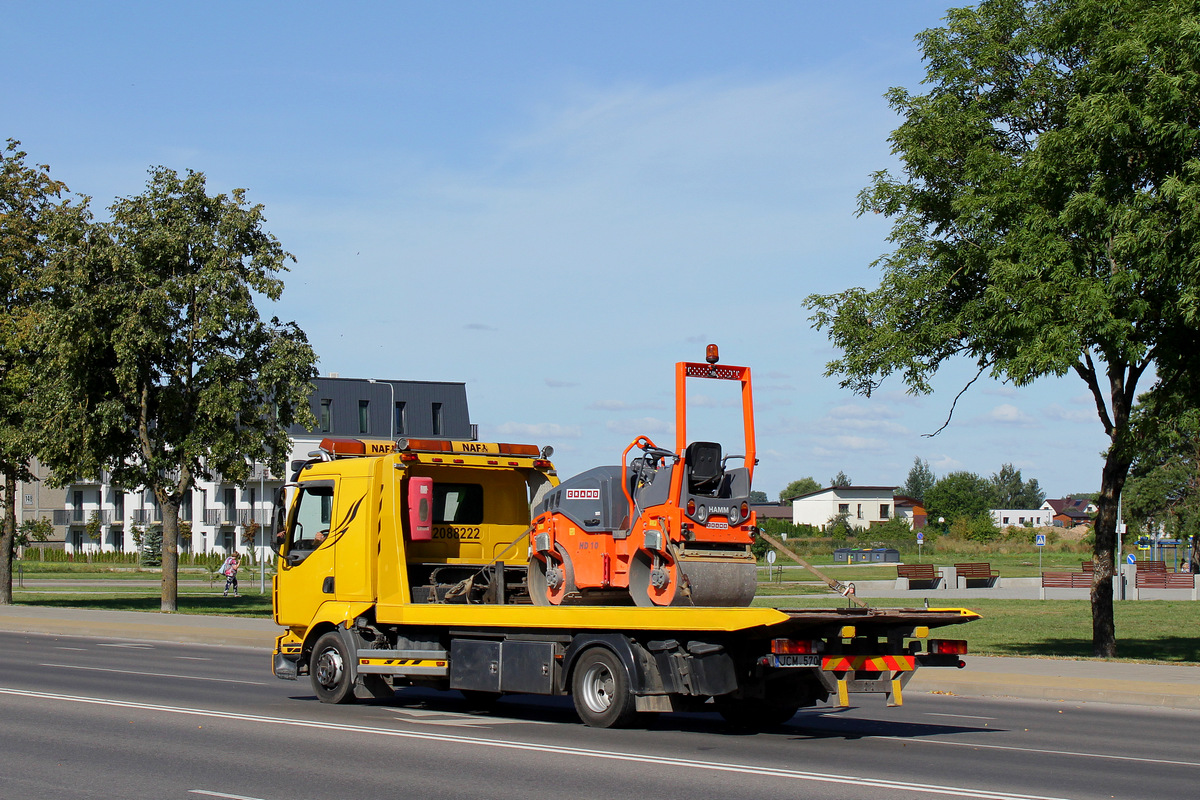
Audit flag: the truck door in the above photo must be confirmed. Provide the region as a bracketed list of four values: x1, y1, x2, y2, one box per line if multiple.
[275, 479, 338, 628]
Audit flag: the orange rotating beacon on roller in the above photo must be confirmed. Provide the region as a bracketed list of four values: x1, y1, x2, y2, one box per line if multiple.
[528, 344, 759, 606]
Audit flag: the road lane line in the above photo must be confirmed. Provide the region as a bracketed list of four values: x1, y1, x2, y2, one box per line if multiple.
[0, 686, 1073, 800]
[189, 791, 268, 800]
[925, 713, 997, 720]
[39, 663, 267, 686]
[880, 735, 1200, 768]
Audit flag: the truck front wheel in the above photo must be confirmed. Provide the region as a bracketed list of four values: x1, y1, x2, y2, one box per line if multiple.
[572, 647, 636, 728]
[311, 631, 356, 704]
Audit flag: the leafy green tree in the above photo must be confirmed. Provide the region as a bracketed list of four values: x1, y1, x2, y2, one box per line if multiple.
[15, 517, 53, 549]
[830, 470, 852, 487]
[805, 0, 1200, 657]
[1124, 393, 1200, 571]
[902, 457, 936, 502]
[36, 167, 317, 611]
[749, 490, 769, 503]
[0, 140, 75, 603]
[924, 472, 993, 529]
[990, 463, 1046, 509]
[779, 477, 820, 501]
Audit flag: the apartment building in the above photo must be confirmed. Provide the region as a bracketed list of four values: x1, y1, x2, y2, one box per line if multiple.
[18, 375, 473, 557]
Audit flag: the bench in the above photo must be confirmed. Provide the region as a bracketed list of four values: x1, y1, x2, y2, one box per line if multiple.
[896, 563, 941, 589]
[1041, 571, 1092, 588]
[1135, 560, 1167, 572]
[955, 562, 999, 588]
[1136, 571, 1195, 589]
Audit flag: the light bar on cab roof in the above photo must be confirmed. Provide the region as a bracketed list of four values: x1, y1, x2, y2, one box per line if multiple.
[318, 437, 397, 457]
[395, 438, 542, 457]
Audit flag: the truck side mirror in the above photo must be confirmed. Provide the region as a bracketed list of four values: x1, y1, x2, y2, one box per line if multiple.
[408, 477, 433, 541]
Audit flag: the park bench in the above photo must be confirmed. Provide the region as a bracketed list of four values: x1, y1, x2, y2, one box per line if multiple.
[1136, 571, 1195, 589]
[896, 563, 941, 589]
[1135, 560, 1167, 572]
[954, 562, 999, 588]
[1041, 571, 1091, 588]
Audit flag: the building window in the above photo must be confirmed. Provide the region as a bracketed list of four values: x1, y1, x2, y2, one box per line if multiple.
[880, 504, 890, 519]
[181, 492, 193, 522]
[432, 402, 444, 436]
[320, 399, 332, 433]
[73, 491, 84, 522]
[838, 503, 849, 515]
[359, 400, 370, 434]
[857, 503, 863, 519]
[395, 401, 406, 436]
[224, 488, 236, 523]
[114, 493, 124, 520]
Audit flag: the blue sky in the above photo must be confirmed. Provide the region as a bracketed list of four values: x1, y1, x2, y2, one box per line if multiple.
[6, 1, 1107, 500]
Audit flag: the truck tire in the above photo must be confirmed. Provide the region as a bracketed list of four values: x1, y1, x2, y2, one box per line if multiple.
[572, 647, 636, 728]
[311, 631, 356, 704]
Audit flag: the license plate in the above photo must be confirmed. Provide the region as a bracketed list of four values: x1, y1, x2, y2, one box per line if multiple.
[770, 654, 821, 668]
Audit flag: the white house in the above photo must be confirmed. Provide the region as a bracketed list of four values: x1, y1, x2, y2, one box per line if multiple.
[791, 486, 900, 531]
[991, 509, 1053, 528]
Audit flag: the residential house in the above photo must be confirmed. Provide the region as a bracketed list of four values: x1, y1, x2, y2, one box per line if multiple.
[990, 508, 1054, 528]
[892, 495, 927, 530]
[791, 485, 900, 531]
[1041, 498, 1095, 527]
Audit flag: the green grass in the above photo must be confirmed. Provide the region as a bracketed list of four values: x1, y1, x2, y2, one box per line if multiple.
[13, 591, 273, 617]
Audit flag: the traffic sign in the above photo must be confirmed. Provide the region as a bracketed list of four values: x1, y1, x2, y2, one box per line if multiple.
[916, 531, 924, 544]
[766, 550, 776, 564]
[1035, 533, 1046, 547]
[1127, 553, 1136, 564]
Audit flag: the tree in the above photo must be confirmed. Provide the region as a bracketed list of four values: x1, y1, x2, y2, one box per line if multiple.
[925, 471, 993, 526]
[36, 167, 317, 611]
[749, 490, 769, 503]
[805, 0, 1200, 657]
[779, 477, 820, 501]
[1124, 393, 1200, 571]
[990, 463, 1046, 509]
[830, 471, 852, 487]
[0, 140, 75, 604]
[903, 457, 936, 502]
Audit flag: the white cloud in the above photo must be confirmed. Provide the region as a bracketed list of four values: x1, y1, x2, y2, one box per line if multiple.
[493, 422, 583, 440]
[604, 417, 672, 436]
[1043, 404, 1094, 424]
[587, 399, 666, 411]
[983, 403, 1037, 426]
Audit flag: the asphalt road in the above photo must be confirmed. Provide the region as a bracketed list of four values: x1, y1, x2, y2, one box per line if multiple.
[1, 630, 1197, 800]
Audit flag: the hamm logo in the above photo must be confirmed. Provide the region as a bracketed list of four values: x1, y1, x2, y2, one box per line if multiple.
[566, 489, 600, 500]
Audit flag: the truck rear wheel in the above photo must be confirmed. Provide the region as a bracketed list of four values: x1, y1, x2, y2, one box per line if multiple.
[572, 647, 636, 728]
[311, 631, 356, 704]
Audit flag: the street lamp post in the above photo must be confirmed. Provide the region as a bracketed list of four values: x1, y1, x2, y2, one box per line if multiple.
[368, 379, 396, 440]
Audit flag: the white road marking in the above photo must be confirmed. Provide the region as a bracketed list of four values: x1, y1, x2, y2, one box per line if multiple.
[389, 709, 552, 727]
[176, 656, 212, 661]
[0, 686, 1076, 800]
[39, 663, 267, 686]
[189, 791, 268, 800]
[925, 713, 997, 720]
[880, 735, 1200, 768]
[98, 643, 154, 649]
[55, 647, 87, 651]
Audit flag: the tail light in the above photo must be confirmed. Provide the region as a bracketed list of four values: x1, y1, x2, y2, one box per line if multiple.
[928, 639, 968, 655]
[687, 499, 696, 516]
[771, 638, 825, 655]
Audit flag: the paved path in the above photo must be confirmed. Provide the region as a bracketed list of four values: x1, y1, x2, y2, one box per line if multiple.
[2, 603, 1197, 711]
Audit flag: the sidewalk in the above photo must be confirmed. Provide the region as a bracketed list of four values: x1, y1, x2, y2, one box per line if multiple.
[1, 604, 1197, 711]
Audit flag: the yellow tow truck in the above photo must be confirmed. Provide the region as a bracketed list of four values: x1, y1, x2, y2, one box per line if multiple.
[270, 434, 975, 729]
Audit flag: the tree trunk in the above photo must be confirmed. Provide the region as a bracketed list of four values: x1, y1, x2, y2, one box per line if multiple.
[0, 472, 16, 605]
[160, 492, 180, 613]
[1091, 451, 1131, 658]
